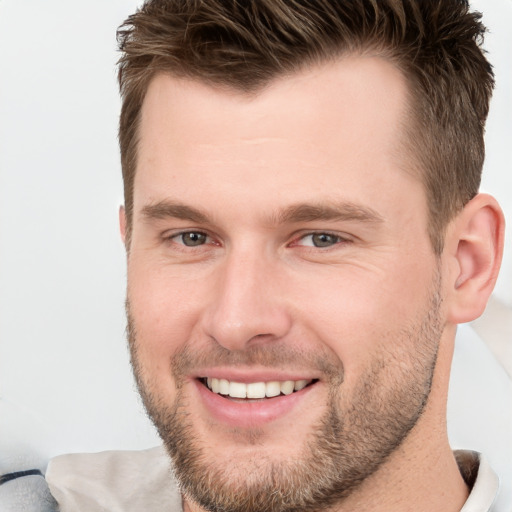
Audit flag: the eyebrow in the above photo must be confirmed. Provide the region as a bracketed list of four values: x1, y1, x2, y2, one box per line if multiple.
[142, 201, 209, 224]
[274, 202, 384, 225]
[141, 200, 383, 226]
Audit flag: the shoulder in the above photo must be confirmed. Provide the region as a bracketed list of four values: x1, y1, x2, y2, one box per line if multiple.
[45, 445, 182, 512]
[0, 469, 58, 512]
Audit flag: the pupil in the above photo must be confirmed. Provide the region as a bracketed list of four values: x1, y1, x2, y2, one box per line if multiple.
[312, 233, 336, 247]
[183, 232, 206, 246]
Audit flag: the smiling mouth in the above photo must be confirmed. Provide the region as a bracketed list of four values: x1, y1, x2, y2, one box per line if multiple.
[200, 377, 318, 400]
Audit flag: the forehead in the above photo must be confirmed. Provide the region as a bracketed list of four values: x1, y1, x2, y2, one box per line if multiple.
[135, 56, 421, 221]
[139, 56, 410, 153]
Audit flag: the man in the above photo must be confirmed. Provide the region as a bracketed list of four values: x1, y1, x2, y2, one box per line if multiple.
[109, 0, 506, 511]
[3, 1, 505, 511]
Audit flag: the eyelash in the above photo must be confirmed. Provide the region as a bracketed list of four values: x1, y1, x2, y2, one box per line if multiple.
[163, 230, 351, 250]
[290, 231, 351, 249]
[164, 230, 216, 248]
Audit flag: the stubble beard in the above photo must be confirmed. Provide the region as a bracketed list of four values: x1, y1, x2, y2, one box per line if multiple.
[127, 283, 442, 512]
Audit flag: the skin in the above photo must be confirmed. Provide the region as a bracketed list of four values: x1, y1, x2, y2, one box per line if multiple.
[121, 56, 504, 511]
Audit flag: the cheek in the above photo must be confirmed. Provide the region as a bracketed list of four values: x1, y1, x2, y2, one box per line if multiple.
[127, 260, 208, 369]
[292, 259, 436, 370]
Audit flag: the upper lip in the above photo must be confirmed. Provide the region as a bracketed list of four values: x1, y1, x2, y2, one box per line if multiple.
[192, 368, 320, 383]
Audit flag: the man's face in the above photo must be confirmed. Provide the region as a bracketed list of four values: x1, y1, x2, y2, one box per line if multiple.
[125, 57, 444, 512]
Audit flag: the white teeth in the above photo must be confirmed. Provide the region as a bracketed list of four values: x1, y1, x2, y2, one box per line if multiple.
[205, 378, 313, 399]
[219, 379, 230, 395]
[247, 382, 266, 399]
[265, 381, 281, 397]
[294, 379, 308, 391]
[280, 380, 295, 395]
[229, 381, 247, 398]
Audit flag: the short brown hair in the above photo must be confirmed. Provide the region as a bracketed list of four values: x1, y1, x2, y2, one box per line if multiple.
[117, 0, 494, 253]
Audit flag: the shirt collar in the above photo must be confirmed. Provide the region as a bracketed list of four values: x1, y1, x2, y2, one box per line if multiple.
[456, 450, 499, 512]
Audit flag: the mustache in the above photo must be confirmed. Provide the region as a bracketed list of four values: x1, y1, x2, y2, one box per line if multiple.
[170, 339, 345, 385]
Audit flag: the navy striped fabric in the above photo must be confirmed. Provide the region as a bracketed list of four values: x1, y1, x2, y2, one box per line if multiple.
[0, 470, 44, 486]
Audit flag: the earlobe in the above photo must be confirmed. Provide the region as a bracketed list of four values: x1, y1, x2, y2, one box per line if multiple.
[119, 206, 127, 246]
[446, 193, 505, 324]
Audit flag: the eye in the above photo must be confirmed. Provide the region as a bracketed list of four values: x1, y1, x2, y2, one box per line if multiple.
[172, 231, 210, 247]
[296, 232, 347, 248]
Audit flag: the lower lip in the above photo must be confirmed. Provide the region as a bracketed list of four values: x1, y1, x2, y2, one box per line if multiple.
[193, 379, 318, 428]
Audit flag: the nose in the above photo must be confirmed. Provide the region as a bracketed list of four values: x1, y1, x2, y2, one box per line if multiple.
[201, 249, 292, 351]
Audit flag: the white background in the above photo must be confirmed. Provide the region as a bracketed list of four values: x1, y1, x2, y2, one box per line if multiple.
[0, 0, 510, 463]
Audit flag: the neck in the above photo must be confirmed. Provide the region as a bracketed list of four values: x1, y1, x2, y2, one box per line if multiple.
[322, 423, 468, 512]
[321, 325, 468, 512]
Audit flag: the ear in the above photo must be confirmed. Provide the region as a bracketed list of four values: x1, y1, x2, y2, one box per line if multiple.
[119, 205, 127, 246]
[445, 193, 505, 324]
